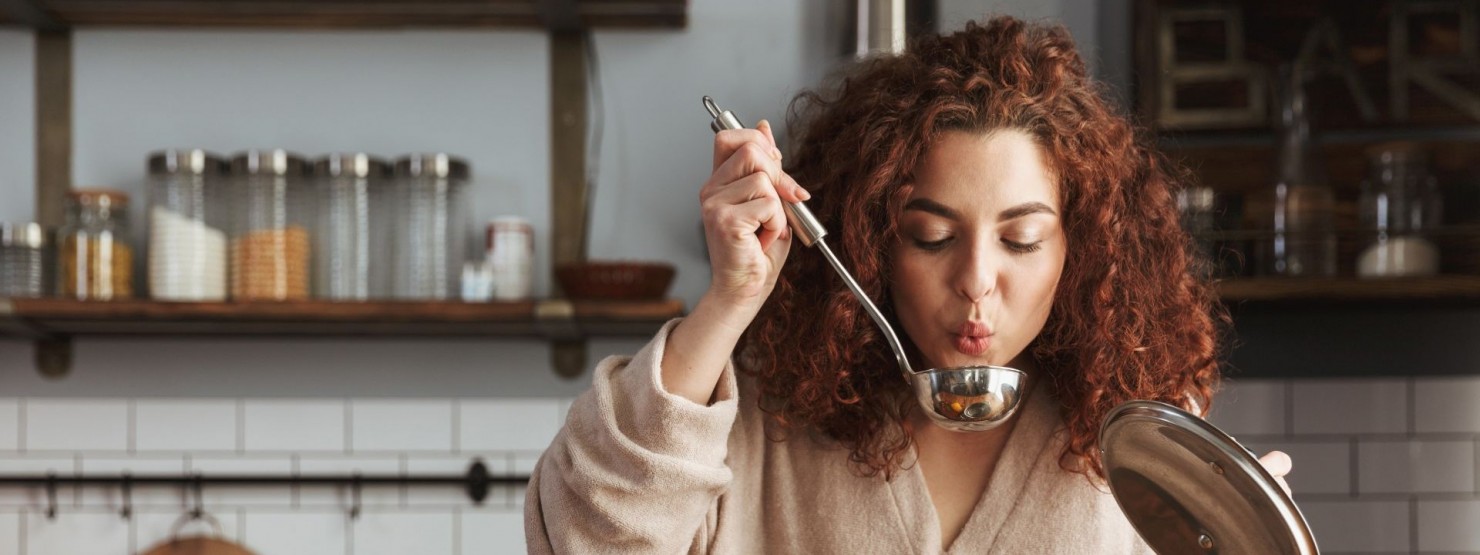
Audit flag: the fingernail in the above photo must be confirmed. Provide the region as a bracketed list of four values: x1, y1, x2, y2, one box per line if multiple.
[799, 188, 812, 201]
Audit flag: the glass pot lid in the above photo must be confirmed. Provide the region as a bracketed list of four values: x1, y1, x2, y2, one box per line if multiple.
[1100, 400, 1319, 555]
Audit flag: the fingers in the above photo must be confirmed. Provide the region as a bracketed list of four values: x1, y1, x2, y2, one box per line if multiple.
[1259, 451, 1292, 477]
[713, 126, 780, 171]
[1259, 451, 1293, 496]
[707, 183, 788, 251]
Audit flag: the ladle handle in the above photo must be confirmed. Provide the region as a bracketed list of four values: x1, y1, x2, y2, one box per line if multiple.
[702, 96, 914, 377]
[703, 96, 827, 248]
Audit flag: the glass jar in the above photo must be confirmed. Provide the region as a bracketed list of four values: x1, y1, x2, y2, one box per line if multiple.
[486, 216, 533, 301]
[1357, 144, 1442, 278]
[313, 153, 390, 301]
[0, 222, 50, 298]
[147, 149, 228, 301]
[391, 154, 470, 300]
[58, 190, 134, 300]
[229, 150, 313, 301]
[1255, 65, 1336, 277]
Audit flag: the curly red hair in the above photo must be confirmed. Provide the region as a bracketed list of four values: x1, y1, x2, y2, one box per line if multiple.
[736, 16, 1227, 480]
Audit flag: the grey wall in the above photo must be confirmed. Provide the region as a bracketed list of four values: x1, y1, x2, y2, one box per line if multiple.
[0, 0, 853, 397]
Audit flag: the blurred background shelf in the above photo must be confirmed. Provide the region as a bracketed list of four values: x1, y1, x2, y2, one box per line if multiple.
[0, 298, 684, 339]
[1215, 275, 1480, 303]
[0, 0, 687, 30]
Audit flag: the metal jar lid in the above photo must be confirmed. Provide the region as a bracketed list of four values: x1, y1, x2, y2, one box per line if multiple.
[0, 222, 48, 249]
[394, 153, 470, 181]
[1100, 400, 1319, 555]
[314, 153, 390, 179]
[148, 149, 225, 175]
[230, 149, 308, 177]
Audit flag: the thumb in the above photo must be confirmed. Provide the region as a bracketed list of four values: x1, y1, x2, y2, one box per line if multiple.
[1258, 451, 1292, 477]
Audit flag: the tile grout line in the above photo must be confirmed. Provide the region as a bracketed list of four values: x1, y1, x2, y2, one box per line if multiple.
[292, 454, 301, 509]
[1284, 380, 1295, 439]
[452, 399, 462, 455]
[454, 505, 463, 555]
[18, 398, 26, 454]
[1350, 436, 1360, 498]
[236, 399, 246, 455]
[127, 399, 137, 454]
[1409, 496, 1418, 553]
[345, 399, 354, 455]
[1407, 377, 1416, 437]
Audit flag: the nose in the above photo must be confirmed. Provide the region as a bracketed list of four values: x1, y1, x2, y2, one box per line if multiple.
[955, 239, 997, 303]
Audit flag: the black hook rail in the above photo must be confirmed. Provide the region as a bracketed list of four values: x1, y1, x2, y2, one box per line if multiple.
[5, 459, 527, 520]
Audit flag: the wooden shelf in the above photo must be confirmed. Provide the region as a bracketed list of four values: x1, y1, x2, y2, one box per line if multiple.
[0, 0, 686, 30]
[1216, 276, 1480, 303]
[0, 298, 684, 340]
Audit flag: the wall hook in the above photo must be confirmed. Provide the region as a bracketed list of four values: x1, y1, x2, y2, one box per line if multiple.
[120, 473, 132, 520]
[349, 473, 362, 520]
[44, 472, 57, 520]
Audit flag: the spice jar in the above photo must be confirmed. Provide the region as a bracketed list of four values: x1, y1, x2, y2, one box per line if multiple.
[0, 222, 49, 298]
[58, 190, 134, 300]
[1357, 143, 1442, 278]
[147, 149, 229, 301]
[314, 153, 390, 300]
[486, 216, 533, 301]
[391, 154, 470, 300]
[229, 150, 313, 301]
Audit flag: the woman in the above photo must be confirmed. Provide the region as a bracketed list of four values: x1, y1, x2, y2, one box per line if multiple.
[526, 16, 1292, 553]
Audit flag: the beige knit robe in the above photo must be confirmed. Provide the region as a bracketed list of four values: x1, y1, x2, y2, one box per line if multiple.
[525, 319, 1154, 554]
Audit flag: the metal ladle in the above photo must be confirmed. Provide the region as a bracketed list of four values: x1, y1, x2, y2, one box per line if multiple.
[704, 96, 1027, 432]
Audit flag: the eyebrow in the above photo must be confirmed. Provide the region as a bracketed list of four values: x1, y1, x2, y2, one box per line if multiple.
[903, 198, 1057, 222]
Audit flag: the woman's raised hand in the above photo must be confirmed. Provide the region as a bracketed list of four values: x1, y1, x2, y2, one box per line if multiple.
[657, 119, 811, 405]
[700, 119, 810, 317]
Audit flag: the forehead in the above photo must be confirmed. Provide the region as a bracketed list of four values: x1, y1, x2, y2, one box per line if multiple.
[909, 129, 1059, 212]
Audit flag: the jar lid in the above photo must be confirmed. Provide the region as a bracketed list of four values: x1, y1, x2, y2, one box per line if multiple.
[230, 149, 308, 177]
[394, 153, 470, 180]
[0, 222, 48, 248]
[67, 189, 131, 206]
[1100, 401, 1319, 555]
[314, 153, 390, 179]
[488, 216, 531, 229]
[148, 149, 225, 175]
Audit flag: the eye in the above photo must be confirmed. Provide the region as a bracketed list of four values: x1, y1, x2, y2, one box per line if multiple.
[1004, 239, 1043, 254]
[912, 237, 952, 252]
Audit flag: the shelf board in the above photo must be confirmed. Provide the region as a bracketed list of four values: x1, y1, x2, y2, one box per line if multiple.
[1215, 276, 1480, 303]
[0, 298, 684, 339]
[0, 0, 686, 29]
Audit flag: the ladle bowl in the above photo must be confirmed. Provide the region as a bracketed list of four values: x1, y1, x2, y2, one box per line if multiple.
[910, 365, 1027, 432]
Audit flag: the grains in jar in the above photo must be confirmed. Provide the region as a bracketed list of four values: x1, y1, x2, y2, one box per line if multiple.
[230, 226, 311, 300]
[57, 190, 134, 300]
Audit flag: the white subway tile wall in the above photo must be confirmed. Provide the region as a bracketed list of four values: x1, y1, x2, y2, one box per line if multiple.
[0, 379, 1476, 553]
[135, 400, 238, 452]
[0, 396, 563, 554]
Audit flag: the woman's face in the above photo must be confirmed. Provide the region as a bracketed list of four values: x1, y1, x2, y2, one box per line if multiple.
[890, 129, 1067, 372]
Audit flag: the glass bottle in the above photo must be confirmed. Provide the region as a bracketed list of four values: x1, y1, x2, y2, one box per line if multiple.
[58, 190, 134, 300]
[1356, 144, 1441, 278]
[1256, 65, 1336, 277]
